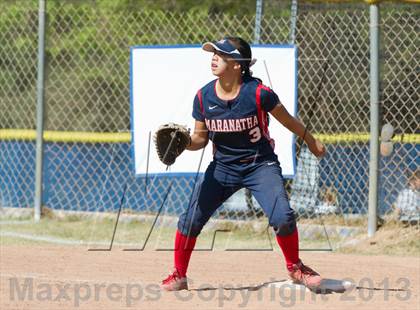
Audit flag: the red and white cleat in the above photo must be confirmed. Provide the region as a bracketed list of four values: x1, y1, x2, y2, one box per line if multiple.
[288, 260, 322, 289]
[161, 269, 188, 291]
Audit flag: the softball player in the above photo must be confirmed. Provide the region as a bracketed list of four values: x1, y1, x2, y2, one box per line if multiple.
[161, 37, 326, 291]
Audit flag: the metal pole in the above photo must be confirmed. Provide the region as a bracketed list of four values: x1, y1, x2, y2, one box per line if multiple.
[254, 0, 263, 44]
[289, 0, 298, 44]
[368, 3, 380, 237]
[34, 0, 47, 222]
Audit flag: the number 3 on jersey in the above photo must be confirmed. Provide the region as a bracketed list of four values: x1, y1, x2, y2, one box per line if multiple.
[249, 126, 262, 143]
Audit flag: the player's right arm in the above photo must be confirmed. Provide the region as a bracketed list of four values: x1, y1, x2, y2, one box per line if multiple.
[186, 120, 209, 151]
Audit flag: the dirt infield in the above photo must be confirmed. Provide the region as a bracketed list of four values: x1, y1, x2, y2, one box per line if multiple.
[0, 245, 419, 310]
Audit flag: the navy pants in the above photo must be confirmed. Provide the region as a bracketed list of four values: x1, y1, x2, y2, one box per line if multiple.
[177, 159, 296, 237]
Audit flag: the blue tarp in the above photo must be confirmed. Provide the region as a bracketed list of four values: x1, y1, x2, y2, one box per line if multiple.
[0, 141, 418, 215]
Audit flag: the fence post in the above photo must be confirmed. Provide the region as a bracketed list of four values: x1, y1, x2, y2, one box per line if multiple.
[254, 0, 263, 44]
[289, 0, 298, 44]
[34, 0, 47, 222]
[368, 2, 380, 237]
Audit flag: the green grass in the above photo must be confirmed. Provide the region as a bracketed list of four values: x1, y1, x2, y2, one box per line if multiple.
[298, 214, 368, 227]
[0, 214, 335, 250]
[0, 236, 54, 246]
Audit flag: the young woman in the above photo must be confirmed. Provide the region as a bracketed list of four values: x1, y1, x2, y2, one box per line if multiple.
[161, 37, 326, 291]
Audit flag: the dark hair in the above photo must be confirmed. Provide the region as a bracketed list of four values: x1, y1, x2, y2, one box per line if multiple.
[227, 37, 267, 122]
[225, 37, 253, 77]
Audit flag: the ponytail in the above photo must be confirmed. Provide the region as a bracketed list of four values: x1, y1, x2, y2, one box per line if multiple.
[242, 65, 252, 78]
[226, 37, 261, 82]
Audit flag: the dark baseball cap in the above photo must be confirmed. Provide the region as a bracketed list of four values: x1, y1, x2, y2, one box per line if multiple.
[202, 38, 242, 61]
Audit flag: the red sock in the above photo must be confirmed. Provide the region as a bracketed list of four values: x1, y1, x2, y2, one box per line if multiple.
[275, 228, 300, 271]
[174, 230, 197, 277]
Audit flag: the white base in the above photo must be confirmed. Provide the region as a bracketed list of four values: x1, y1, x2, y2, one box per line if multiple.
[271, 279, 355, 293]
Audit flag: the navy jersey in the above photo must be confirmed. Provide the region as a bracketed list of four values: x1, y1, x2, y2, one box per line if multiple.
[192, 76, 280, 164]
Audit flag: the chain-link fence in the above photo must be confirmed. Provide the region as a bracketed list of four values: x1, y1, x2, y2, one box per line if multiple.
[0, 1, 418, 247]
[0, 1, 38, 213]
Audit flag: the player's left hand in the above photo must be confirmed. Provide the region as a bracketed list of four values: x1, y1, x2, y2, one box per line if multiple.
[309, 139, 326, 158]
[154, 123, 191, 166]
